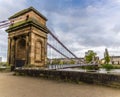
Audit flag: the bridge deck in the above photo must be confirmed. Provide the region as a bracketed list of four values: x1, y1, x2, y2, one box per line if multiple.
[47, 64, 98, 70]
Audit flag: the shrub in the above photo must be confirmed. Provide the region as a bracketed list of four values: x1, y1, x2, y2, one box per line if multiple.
[102, 64, 113, 71]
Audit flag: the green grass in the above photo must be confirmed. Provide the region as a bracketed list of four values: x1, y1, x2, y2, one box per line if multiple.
[112, 65, 120, 69]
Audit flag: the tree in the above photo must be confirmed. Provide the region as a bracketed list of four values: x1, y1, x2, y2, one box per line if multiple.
[69, 59, 75, 64]
[52, 59, 60, 65]
[59, 61, 63, 65]
[85, 50, 96, 63]
[104, 48, 110, 64]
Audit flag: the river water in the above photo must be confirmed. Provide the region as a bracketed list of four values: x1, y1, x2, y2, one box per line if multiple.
[48, 65, 120, 74]
[59, 68, 120, 74]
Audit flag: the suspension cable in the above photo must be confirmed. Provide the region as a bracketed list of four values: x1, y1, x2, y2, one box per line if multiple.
[48, 29, 78, 58]
[0, 16, 24, 29]
[47, 42, 70, 59]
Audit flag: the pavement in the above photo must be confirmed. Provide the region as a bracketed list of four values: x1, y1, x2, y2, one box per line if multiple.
[0, 72, 119, 97]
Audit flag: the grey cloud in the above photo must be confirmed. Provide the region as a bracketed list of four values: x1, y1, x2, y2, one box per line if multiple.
[45, 1, 120, 58]
[0, 29, 8, 61]
[0, 0, 27, 21]
[1, 0, 120, 60]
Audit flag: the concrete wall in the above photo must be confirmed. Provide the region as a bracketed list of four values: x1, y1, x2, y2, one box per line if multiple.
[15, 69, 120, 88]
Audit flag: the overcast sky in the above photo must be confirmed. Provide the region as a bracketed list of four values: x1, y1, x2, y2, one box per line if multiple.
[1, 0, 120, 61]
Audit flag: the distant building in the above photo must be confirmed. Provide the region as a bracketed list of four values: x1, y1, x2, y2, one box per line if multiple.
[110, 56, 120, 65]
[47, 58, 85, 65]
[100, 56, 120, 65]
[100, 58, 105, 64]
[0, 57, 2, 62]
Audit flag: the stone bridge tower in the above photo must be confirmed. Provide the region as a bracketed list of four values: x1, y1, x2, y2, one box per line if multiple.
[6, 7, 48, 67]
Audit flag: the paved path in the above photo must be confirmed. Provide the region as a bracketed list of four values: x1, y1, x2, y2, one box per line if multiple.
[0, 73, 120, 97]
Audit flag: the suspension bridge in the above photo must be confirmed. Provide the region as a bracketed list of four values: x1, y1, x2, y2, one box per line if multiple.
[0, 8, 97, 69]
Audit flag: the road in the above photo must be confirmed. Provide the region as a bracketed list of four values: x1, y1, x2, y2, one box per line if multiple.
[0, 73, 119, 97]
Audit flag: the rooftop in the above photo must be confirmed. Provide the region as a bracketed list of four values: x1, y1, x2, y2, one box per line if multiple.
[9, 7, 47, 21]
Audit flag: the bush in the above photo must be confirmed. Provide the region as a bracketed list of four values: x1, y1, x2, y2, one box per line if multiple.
[102, 64, 113, 71]
[0, 62, 11, 72]
[81, 66, 97, 70]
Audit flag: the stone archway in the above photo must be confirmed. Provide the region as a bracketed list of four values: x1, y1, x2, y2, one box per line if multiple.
[35, 40, 42, 62]
[15, 38, 26, 67]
